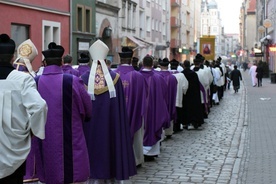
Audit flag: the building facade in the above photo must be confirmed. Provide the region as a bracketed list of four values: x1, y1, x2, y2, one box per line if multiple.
[2, 0, 245, 68]
[0, 0, 70, 70]
[249, 0, 276, 73]
[71, 0, 96, 64]
[200, 0, 223, 59]
[94, 0, 120, 63]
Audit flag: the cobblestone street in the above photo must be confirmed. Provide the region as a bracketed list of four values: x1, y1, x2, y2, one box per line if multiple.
[126, 73, 247, 184]
[30, 70, 276, 184]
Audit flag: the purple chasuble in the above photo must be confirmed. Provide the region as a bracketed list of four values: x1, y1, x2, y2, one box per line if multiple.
[62, 65, 80, 76]
[34, 65, 92, 184]
[139, 69, 170, 146]
[115, 65, 146, 139]
[77, 65, 90, 76]
[81, 69, 137, 180]
[158, 71, 178, 123]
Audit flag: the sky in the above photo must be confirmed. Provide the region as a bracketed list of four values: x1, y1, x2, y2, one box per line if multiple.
[216, 0, 243, 34]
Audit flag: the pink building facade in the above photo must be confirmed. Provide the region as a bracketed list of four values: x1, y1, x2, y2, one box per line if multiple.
[0, 1, 70, 70]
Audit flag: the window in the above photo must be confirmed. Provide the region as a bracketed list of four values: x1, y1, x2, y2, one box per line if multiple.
[162, 23, 166, 35]
[77, 6, 83, 31]
[152, 18, 154, 30]
[162, 0, 166, 10]
[77, 5, 92, 33]
[132, 5, 136, 29]
[203, 27, 207, 34]
[146, 16, 150, 31]
[122, 1, 126, 27]
[11, 24, 29, 50]
[213, 27, 217, 33]
[128, 2, 132, 28]
[85, 7, 92, 32]
[42, 20, 61, 51]
[182, 12, 186, 25]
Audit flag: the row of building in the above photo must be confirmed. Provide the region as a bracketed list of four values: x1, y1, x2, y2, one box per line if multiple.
[240, 0, 276, 73]
[0, 0, 240, 71]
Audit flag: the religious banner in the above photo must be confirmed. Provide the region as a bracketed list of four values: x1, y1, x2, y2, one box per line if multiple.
[200, 36, 215, 60]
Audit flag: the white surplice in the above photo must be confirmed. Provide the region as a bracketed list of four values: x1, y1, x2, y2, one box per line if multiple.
[0, 70, 47, 179]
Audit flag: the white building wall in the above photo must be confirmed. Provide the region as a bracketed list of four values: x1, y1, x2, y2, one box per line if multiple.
[200, 0, 224, 58]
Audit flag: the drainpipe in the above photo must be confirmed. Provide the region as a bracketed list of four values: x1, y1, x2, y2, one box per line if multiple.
[70, 0, 73, 55]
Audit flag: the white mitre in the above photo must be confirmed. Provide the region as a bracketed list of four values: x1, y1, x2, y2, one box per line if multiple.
[88, 39, 116, 100]
[14, 39, 38, 77]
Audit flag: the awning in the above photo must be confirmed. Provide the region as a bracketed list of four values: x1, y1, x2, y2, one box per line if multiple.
[121, 36, 146, 48]
[133, 36, 153, 46]
[155, 45, 167, 50]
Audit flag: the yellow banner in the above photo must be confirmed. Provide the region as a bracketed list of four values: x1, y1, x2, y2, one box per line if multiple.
[200, 36, 215, 60]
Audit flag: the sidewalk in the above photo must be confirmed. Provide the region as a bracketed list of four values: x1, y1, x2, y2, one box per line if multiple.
[239, 71, 276, 184]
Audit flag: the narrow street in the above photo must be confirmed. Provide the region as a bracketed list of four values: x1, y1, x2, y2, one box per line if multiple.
[125, 70, 275, 184]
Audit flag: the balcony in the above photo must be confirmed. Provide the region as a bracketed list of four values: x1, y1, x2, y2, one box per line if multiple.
[171, 0, 180, 7]
[170, 38, 180, 48]
[171, 17, 180, 28]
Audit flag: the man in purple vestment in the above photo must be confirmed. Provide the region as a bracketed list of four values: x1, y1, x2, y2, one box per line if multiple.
[77, 52, 91, 76]
[34, 42, 92, 184]
[61, 54, 80, 76]
[139, 55, 170, 161]
[81, 40, 136, 182]
[115, 47, 146, 167]
[157, 58, 177, 138]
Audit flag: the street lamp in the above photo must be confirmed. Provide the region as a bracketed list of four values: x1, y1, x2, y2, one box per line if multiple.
[103, 26, 112, 38]
[263, 18, 272, 64]
[258, 26, 265, 34]
[260, 34, 272, 78]
[263, 19, 272, 29]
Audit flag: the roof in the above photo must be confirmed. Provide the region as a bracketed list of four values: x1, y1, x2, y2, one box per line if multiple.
[208, 0, 218, 9]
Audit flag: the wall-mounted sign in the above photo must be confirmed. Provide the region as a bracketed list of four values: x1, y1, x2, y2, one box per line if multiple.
[255, 52, 264, 57]
[78, 42, 90, 51]
[269, 46, 276, 52]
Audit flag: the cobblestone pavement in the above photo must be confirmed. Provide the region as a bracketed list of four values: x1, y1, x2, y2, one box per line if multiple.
[34, 69, 276, 184]
[126, 73, 248, 184]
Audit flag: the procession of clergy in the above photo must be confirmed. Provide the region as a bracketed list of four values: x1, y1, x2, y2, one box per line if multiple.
[0, 34, 228, 184]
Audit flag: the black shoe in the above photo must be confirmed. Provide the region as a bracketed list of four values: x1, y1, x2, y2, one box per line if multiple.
[166, 135, 172, 139]
[136, 164, 142, 168]
[173, 128, 183, 133]
[144, 155, 155, 162]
